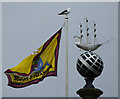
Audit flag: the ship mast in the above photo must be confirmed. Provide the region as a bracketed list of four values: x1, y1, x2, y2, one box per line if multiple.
[85, 18, 89, 45]
[93, 21, 97, 44]
[79, 23, 83, 44]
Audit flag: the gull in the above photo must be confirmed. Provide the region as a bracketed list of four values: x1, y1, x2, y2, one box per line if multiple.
[58, 8, 71, 15]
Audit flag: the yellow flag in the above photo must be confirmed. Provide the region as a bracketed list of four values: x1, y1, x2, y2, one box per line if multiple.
[4, 27, 62, 88]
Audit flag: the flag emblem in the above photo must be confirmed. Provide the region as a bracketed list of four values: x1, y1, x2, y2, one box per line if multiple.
[4, 28, 62, 88]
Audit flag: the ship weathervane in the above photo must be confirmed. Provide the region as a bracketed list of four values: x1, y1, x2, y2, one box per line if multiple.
[74, 18, 111, 51]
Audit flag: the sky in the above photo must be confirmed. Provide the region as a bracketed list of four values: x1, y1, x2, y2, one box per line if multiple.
[2, 2, 118, 97]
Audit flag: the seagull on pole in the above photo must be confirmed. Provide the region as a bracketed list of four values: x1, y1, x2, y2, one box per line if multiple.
[58, 8, 71, 15]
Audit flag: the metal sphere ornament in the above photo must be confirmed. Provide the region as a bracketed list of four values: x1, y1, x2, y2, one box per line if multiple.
[76, 51, 104, 88]
[76, 51, 103, 78]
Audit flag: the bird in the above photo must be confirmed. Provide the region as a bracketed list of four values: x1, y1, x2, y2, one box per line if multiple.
[58, 8, 71, 15]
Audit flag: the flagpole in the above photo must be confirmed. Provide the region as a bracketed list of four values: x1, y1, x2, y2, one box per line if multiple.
[65, 14, 68, 97]
[58, 8, 70, 97]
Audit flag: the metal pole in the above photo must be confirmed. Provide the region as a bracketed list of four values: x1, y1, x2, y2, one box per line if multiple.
[58, 8, 70, 97]
[65, 15, 68, 97]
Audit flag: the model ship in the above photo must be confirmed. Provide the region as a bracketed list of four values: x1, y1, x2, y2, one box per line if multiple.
[74, 18, 111, 51]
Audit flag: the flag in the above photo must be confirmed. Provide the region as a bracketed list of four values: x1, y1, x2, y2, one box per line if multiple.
[4, 27, 62, 88]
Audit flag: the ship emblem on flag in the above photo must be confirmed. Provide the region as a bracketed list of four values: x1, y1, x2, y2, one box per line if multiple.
[4, 27, 62, 88]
